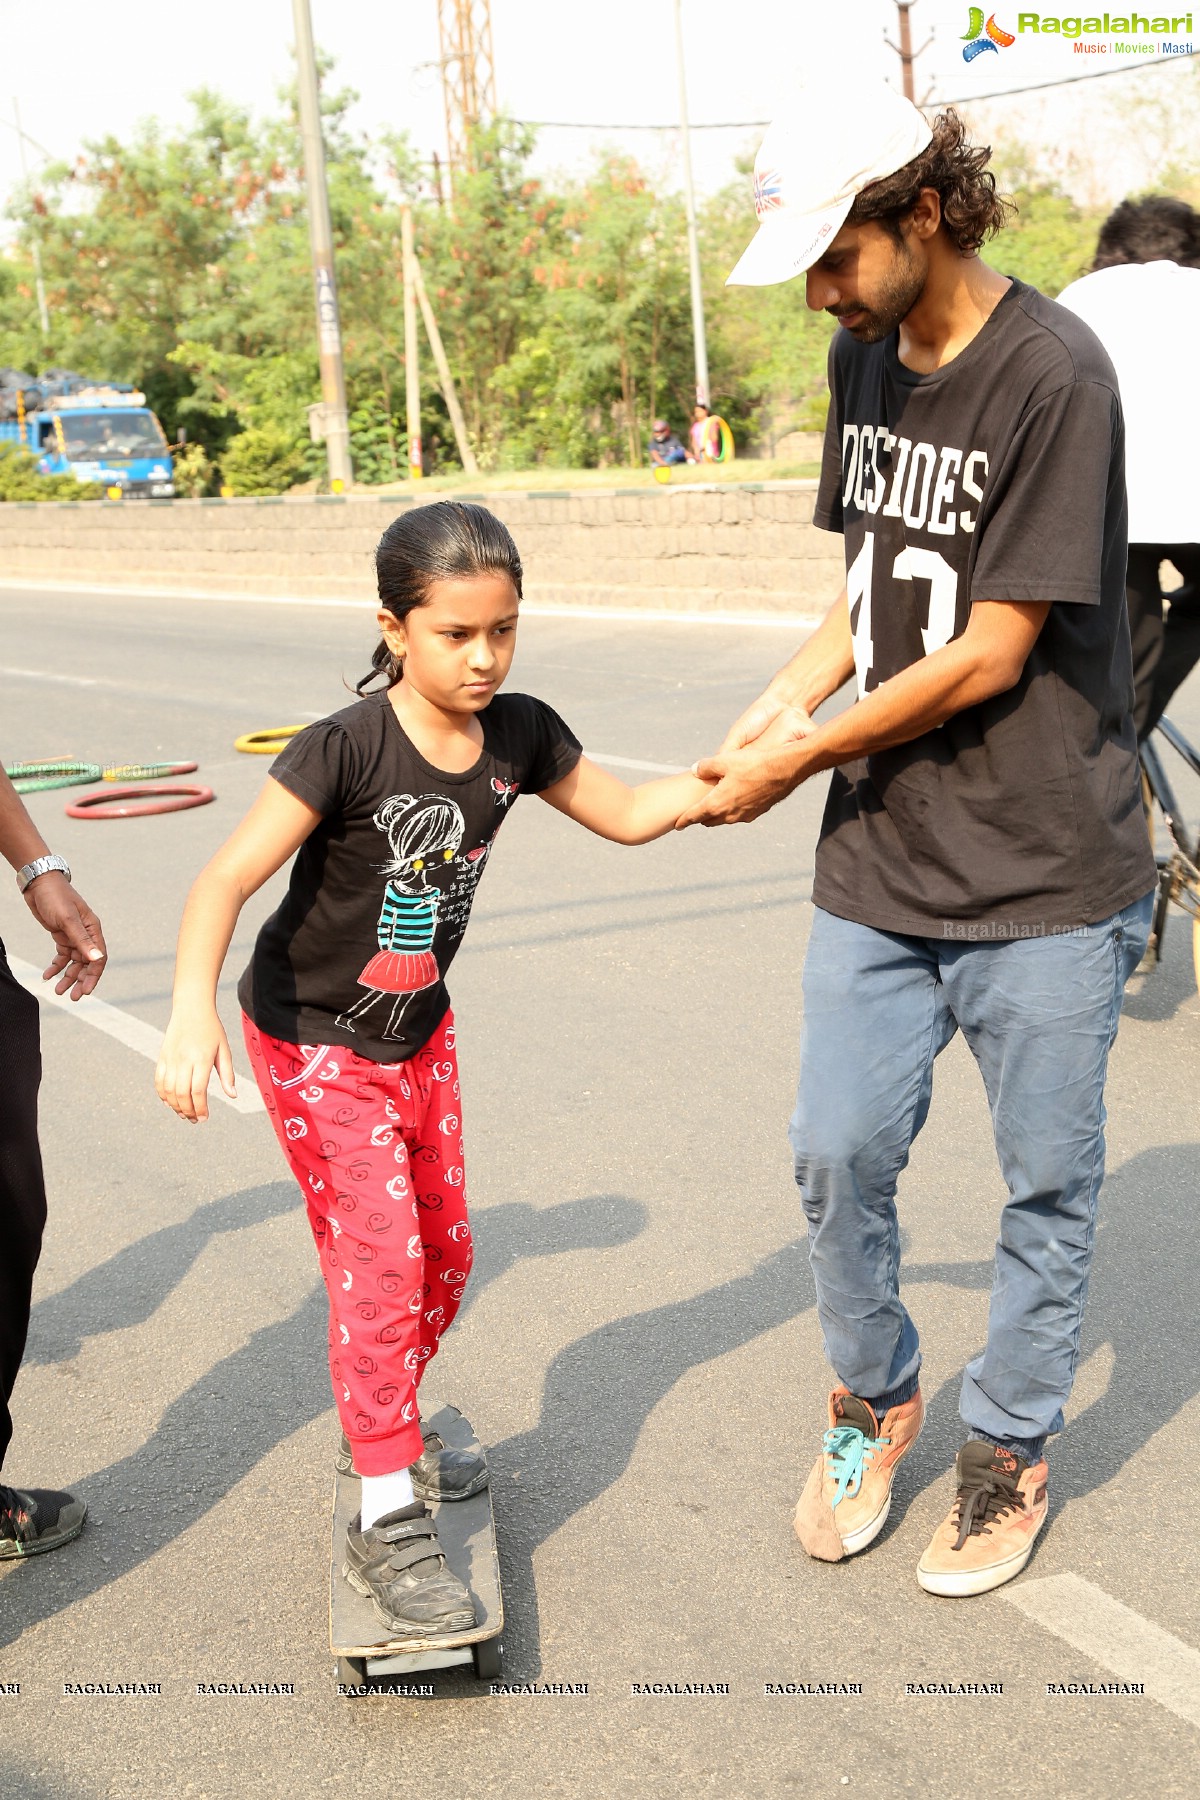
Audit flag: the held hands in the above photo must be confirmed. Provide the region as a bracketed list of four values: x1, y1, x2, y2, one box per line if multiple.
[155, 1009, 237, 1124]
[676, 696, 818, 829]
[23, 872, 108, 999]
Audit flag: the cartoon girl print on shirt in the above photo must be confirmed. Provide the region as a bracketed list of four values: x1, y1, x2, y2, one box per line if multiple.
[337, 793, 465, 1041]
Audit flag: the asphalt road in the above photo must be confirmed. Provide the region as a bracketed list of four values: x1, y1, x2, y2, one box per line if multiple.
[0, 585, 1197, 1800]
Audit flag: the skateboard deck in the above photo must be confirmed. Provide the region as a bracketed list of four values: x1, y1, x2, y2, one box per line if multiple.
[329, 1403, 503, 1689]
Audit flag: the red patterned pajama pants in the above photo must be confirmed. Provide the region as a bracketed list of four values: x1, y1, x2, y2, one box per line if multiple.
[241, 1010, 472, 1474]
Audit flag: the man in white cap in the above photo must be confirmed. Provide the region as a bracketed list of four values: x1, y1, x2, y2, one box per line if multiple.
[679, 81, 1155, 1595]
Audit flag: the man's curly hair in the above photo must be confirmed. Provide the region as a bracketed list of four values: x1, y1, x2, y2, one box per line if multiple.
[846, 110, 1014, 254]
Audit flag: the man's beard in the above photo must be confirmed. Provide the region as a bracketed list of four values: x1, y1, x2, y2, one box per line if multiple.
[831, 242, 925, 344]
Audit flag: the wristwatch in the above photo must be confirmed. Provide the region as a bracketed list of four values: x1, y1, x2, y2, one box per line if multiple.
[16, 854, 71, 894]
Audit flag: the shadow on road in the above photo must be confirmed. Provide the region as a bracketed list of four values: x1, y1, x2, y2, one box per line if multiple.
[25, 1182, 300, 1366]
[485, 1237, 816, 1680]
[899, 1140, 1200, 1509]
[1, 1189, 647, 1657]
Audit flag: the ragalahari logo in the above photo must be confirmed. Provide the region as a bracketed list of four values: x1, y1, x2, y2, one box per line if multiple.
[962, 8, 1017, 57]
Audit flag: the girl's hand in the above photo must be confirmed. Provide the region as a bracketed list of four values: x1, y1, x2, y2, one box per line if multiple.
[155, 1010, 237, 1124]
[752, 702, 818, 750]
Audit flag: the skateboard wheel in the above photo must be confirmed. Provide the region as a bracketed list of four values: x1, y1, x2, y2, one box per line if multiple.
[336, 1655, 366, 1692]
[472, 1637, 503, 1681]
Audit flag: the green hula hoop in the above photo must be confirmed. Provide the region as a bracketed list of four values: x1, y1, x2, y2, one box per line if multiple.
[7, 761, 103, 794]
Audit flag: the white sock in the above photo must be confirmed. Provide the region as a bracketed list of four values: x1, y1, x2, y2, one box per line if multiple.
[360, 1467, 416, 1530]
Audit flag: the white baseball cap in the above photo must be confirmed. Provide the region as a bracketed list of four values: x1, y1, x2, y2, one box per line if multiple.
[726, 79, 933, 287]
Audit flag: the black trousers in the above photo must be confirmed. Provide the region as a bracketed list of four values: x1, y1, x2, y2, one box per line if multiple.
[0, 942, 47, 1477]
[1126, 543, 1200, 742]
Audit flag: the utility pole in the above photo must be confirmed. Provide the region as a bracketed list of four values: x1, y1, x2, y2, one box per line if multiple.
[885, 2, 934, 104]
[411, 251, 479, 475]
[293, 0, 353, 490]
[671, 0, 709, 410]
[12, 100, 50, 343]
[401, 207, 423, 480]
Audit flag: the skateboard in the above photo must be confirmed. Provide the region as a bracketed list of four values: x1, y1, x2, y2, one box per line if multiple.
[329, 1403, 504, 1692]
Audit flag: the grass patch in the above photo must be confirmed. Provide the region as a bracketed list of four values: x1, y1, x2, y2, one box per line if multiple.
[355, 461, 821, 497]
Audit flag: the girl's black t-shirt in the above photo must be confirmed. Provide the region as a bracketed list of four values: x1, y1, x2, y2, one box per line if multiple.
[812, 276, 1155, 936]
[237, 688, 582, 1062]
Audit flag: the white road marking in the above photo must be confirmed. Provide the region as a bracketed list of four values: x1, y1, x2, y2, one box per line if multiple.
[8, 956, 263, 1115]
[589, 752, 688, 775]
[0, 579, 819, 630]
[0, 665, 98, 687]
[1004, 1572, 1200, 1729]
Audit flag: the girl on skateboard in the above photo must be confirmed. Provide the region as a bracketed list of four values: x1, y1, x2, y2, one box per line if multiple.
[156, 500, 715, 1639]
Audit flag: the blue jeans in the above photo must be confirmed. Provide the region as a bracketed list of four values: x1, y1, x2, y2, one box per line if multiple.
[789, 895, 1153, 1462]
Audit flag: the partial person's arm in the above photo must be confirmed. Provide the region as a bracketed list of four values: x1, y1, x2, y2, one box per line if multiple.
[155, 778, 323, 1123]
[0, 766, 108, 997]
[718, 587, 854, 752]
[677, 599, 1050, 827]
[540, 755, 716, 844]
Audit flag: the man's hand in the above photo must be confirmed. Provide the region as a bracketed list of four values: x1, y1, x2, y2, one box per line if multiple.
[23, 873, 108, 999]
[675, 744, 808, 828]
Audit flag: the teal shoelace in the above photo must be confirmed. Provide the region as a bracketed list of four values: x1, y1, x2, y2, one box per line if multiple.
[822, 1425, 893, 1508]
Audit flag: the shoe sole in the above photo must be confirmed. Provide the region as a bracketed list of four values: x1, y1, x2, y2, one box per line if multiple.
[839, 1493, 891, 1557]
[0, 1504, 87, 1560]
[342, 1563, 476, 1637]
[916, 1533, 1041, 1597]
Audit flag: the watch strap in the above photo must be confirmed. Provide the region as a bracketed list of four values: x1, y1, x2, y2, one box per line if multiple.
[16, 854, 71, 893]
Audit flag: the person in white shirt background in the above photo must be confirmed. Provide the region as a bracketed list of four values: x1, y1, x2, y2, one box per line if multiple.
[1058, 197, 1200, 743]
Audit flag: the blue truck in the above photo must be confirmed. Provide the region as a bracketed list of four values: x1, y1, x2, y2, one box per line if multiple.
[0, 385, 175, 498]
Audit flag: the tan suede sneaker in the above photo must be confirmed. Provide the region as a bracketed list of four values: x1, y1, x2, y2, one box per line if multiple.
[793, 1387, 924, 1562]
[917, 1441, 1049, 1597]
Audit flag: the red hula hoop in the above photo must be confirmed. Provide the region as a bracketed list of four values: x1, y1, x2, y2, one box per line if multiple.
[65, 783, 215, 820]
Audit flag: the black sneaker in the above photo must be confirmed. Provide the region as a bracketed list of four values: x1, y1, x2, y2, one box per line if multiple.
[335, 1427, 489, 1502]
[0, 1484, 87, 1559]
[343, 1503, 476, 1636]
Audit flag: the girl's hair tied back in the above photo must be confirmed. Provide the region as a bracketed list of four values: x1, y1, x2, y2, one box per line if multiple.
[357, 501, 524, 694]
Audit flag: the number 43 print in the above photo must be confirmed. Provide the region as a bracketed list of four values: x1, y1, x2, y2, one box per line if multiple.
[846, 530, 959, 698]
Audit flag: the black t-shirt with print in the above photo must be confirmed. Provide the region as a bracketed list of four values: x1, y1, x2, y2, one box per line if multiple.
[811, 276, 1155, 936]
[237, 688, 582, 1062]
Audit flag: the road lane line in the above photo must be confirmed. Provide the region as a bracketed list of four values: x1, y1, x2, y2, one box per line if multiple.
[8, 956, 264, 1115]
[1003, 1572, 1200, 1729]
[0, 665, 98, 687]
[0, 580, 820, 630]
[589, 752, 688, 774]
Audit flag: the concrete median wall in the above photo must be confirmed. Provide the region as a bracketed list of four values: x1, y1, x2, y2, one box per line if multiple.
[0, 482, 842, 615]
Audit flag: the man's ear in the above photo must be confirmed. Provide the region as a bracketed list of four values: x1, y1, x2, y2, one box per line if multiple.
[907, 188, 943, 242]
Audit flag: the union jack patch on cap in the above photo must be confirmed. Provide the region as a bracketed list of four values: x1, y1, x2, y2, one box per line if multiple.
[753, 169, 784, 219]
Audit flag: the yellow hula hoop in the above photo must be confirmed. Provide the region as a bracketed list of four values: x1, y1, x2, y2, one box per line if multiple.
[234, 725, 308, 755]
[703, 416, 735, 463]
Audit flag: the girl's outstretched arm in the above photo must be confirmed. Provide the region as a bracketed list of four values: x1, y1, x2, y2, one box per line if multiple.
[156, 778, 323, 1124]
[539, 755, 716, 846]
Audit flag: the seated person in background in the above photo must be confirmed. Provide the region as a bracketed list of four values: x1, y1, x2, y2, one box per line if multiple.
[688, 403, 712, 463]
[649, 419, 688, 466]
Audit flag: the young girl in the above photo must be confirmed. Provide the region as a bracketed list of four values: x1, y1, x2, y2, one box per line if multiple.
[155, 500, 715, 1640]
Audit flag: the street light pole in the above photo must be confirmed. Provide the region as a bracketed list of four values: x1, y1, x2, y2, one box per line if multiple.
[671, 0, 709, 410]
[292, 0, 353, 490]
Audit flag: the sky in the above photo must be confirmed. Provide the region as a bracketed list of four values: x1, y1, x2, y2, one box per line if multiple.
[0, 0, 1195, 226]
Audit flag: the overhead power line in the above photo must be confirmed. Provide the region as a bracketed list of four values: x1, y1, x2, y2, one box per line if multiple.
[936, 45, 1196, 104]
[513, 48, 1196, 134]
